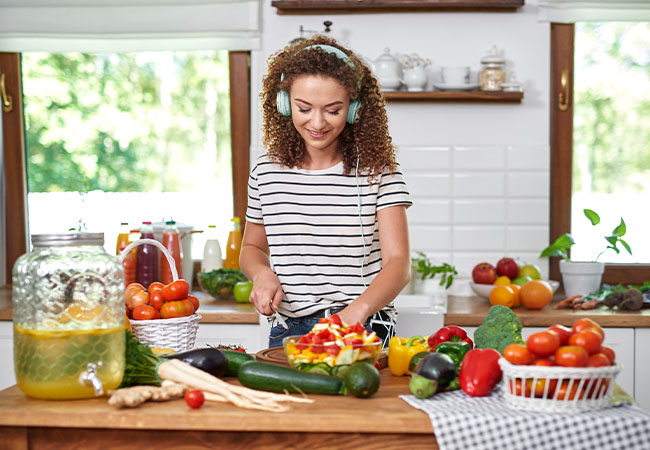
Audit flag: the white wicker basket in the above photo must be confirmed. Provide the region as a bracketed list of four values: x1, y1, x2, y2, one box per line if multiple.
[120, 238, 200, 352]
[499, 358, 622, 413]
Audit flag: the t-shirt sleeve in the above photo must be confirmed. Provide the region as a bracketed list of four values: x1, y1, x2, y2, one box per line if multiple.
[377, 162, 412, 211]
[245, 162, 264, 224]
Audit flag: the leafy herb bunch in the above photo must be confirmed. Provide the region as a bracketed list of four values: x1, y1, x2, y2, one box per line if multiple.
[411, 252, 458, 289]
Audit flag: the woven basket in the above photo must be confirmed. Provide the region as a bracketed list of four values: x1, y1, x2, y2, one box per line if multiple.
[120, 238, 200, 352]
[499, 358, 622, 413]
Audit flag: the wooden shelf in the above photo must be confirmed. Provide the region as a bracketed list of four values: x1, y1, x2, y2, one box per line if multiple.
[272, 0, 525, 15]
[383, 90, 523, 103]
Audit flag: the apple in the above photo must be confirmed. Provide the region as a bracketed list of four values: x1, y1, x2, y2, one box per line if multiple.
[472, 262, 498, 284]
[496, 257, 519, 280]
[519, 264, 542, 280]
[233, 281, 253, 304]
[512, 275, 533, 286]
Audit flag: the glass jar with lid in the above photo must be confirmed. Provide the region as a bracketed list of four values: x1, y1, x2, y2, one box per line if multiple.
[479, 45, 506, 92]
[12, 232, 125, 399]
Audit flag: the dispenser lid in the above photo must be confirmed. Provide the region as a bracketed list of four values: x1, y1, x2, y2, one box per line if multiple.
[481, 45, 505, 64]
[32, 232, 104, 246]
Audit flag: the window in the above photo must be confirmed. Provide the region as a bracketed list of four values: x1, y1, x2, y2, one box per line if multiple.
[550, 23, 650, 285]
[1, 51, 250, 282]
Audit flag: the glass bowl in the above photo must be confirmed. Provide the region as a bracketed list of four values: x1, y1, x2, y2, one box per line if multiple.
[283, 335, 381, 379]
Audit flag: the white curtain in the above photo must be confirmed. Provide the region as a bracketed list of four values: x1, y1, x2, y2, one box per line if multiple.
[538, 0, 650, 23]
[0, 0, 261, 52]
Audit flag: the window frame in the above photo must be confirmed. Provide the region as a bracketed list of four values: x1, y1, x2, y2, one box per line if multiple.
[1, 50, 250, 283]
[549, 24, 650, 286]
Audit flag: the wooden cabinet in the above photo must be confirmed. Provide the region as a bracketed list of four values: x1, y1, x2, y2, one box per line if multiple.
[272, 0, 525, 15]
[383, 91, 523, 103]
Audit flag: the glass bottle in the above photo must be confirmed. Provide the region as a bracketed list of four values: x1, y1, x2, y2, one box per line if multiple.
[116, 222, 136, 287]
[136, 221, 159, 289]
[12, 232, 125, 399]
[479, 45, 506, 92]
[202, 225, 223, 273]
[161, 220, 182, 285]
[224, 217, 242, 270]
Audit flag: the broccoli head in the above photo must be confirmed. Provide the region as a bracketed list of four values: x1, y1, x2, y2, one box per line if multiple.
[473, 305, 525, 354]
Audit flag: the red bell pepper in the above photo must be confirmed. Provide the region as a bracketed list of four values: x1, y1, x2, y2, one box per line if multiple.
[428, 325, 473, 350]
[458, 348, 503, 397]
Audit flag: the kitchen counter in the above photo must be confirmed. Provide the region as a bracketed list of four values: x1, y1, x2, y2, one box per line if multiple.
[0, 369, 438, 449]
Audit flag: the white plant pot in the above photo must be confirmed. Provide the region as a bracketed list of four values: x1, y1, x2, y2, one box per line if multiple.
[559, 260, 605, 297]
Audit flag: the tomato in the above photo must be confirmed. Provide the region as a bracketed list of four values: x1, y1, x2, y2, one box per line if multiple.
[329, 313, 343, 327]
[548, 325, 572, 346]
[148, 282, 165, 293]
[503, 343, 533, 365]
[555, 345, 589, 367]
[587, 353, 611, 367]
[509, 379, 531, 397]
[571, 318, 604, 339]
[343, 338, 364, 346]
[184, 389, 205, 409]
[568, 329, 602, 355]
[132, 304, 161, 320]
[555, 381, 585, 400]
[586, 378, 610, 399]
[324, 343, 341, 356]
[124, 283, 147, 310]
[600, 345, 616, 364]
[187, 295, 200, 312]
[149, 290, 165, 311]
[526, 331, 560, 358]
[347, 323, 366, 334]
[127, 289, 150, 311]
[160, 299, 195, 319]
[296, 334, 312, 351]
[162, 279, 190, 301]
[533, 357, 555, 367]
[526, 377, 558, 398]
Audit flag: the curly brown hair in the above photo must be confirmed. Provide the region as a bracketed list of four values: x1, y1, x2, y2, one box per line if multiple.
[260, 35, 396, 178]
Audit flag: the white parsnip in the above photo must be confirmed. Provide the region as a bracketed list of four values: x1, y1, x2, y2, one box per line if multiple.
[156, 359, 312, 412]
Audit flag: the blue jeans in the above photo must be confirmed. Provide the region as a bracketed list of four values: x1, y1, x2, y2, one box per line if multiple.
[268, 307, 372, 348]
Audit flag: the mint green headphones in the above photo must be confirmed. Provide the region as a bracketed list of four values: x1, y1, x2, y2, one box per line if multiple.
[276, 44, 361, 124]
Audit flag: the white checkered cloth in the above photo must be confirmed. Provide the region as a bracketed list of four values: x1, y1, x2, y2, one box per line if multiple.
[401, 384, 650, 450]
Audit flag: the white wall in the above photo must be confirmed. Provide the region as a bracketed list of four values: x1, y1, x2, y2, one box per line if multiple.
[252, 2, 551, 294]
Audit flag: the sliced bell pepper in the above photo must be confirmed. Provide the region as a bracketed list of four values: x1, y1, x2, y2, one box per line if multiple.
[388, 335, 429, 376]
[428, 325, 473, 350]
[458, 348, 503, 397]
[434, 341, 471, 372]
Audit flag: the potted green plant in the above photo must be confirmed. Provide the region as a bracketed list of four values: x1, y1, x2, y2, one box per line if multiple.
[540, 208, 631, 297]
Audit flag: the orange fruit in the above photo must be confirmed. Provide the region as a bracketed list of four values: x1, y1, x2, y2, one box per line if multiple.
[508, 284, 521, 307]
[489, 285, 515, 307]
[494, 276, 512, 286]
[520, 280, 553, 310]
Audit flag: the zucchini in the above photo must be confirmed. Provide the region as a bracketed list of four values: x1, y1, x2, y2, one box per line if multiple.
[237, 361, 343, 395]
[220, 349, 255, 377]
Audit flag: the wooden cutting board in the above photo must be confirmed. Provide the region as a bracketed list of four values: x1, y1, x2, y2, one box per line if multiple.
[255, 347, 388, 369]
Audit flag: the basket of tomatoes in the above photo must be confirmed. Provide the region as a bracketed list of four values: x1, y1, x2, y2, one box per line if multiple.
[500, 318, 621, 413]
[121, 239, 201, 352]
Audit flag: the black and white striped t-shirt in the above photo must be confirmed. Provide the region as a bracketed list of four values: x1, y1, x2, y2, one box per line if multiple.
[245, 154, 412, 318]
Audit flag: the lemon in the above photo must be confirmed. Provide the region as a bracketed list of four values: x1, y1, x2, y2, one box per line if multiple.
[494, 275, 512, 286]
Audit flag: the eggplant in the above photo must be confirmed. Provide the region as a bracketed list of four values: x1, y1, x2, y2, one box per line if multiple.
[165, 348, 228, 378]
[409, 353, 456, 399]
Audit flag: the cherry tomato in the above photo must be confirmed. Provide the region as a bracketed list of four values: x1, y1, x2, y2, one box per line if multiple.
[555, 345, 589, 367]
[527, 331, 561, 358]
[509, 379, 531, 397]
[503, 343, 533, 365]
[132, 304, 161, 320]
[571, 318, 604, 339]
[568, 329, 602, 355]
[184, 389, 205, 409]
[533, 357, 555, 367]
[162, 279, 190, 301]
[526, 377, 558, 398]
[149, 290, 165, 311]
[187, 295, 200, 312]
[586, 379, 610, 399]
[555, 381, 585, 400]
[148, 282, 165, 293]
[160, 299, 195, 319]
[587, 353, 611, 367]
[600, 345, 616, 364]
[548, 325, 572, 346]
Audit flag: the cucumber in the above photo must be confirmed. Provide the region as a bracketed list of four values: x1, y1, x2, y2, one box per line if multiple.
[237, 361, 343, 395]
[220, 349, 255, 376]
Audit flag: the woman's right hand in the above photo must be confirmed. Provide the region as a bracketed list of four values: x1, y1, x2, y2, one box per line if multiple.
[249, 269, 285, 316]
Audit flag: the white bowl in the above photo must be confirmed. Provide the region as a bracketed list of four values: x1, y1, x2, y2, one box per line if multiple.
[470, 280, 560, 299]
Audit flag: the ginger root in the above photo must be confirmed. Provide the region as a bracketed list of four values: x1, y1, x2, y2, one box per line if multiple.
[108, 380, 188, 408]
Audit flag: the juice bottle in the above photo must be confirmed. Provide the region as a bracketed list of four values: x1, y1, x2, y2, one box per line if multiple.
[136, 221, 159, 289]
[116, 222, 136, 287]
[161, 220, 182, 285]
[202, 225, 223, 272]
[115, 222, 130, 255]
[224, 217, 242, 269]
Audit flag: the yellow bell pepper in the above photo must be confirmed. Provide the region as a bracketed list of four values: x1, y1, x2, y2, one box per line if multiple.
[388, 335, 429, 376]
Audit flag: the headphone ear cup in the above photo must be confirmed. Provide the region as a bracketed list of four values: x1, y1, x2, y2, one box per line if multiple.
[347, 99, 361, 124]
[276, 90, 291, 116]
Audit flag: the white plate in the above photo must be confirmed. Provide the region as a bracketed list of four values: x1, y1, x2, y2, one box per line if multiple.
[433, 83, 479, 91]
[470, 280, 560, 299]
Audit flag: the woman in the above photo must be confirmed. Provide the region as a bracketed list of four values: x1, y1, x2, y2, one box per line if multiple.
[240, 35, 412, 348]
